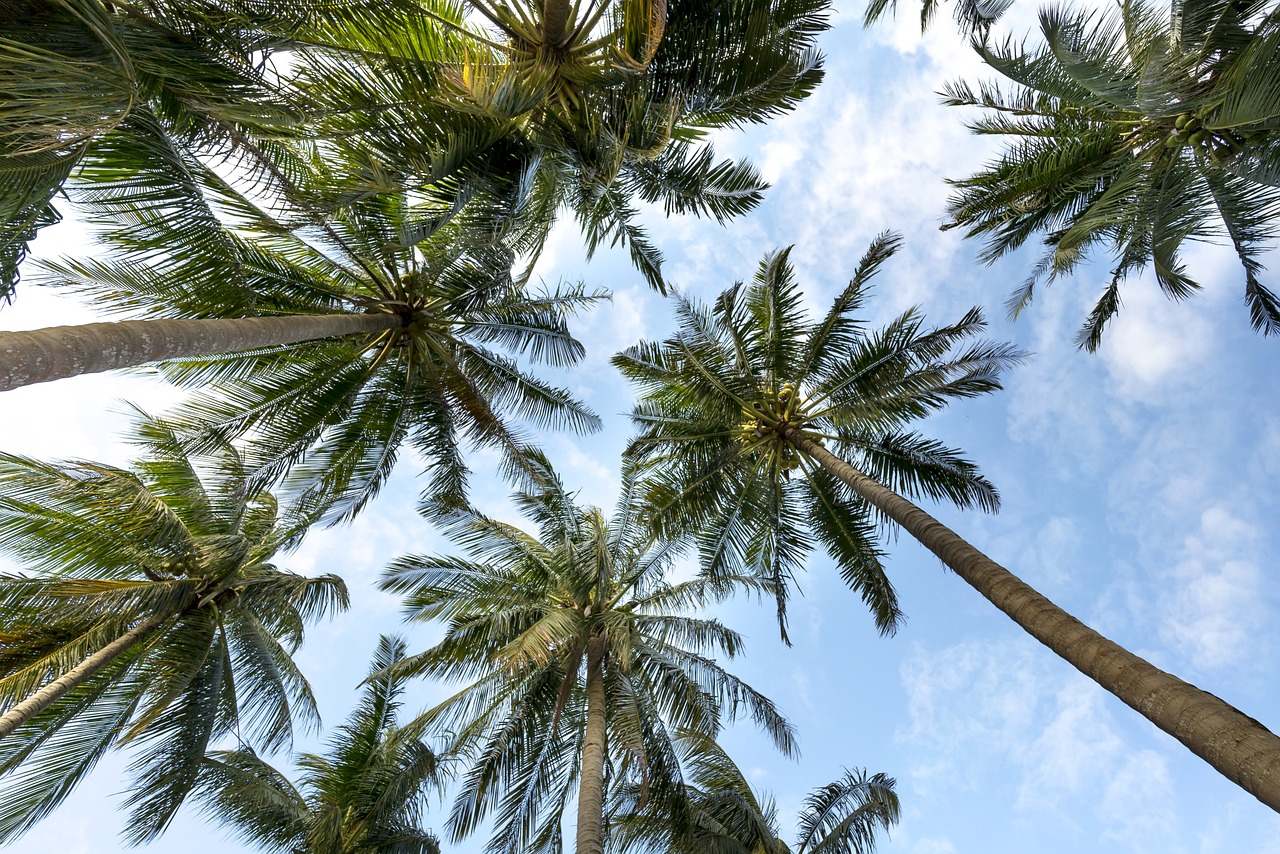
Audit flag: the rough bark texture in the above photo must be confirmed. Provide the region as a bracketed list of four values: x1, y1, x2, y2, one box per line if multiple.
[786, 428, 1280, 813]
[575, 633, 608, 854]
[0, 614, 166, 740]
[0, 312, 401, 392]
[543, 0, 571, 47]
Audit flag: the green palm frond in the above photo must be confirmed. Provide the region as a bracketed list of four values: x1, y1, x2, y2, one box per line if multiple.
[38, 169, 606, 521]
[945, 0, 1280, 347]
[0, 413, 346, 844]
[0, 0, 312, 300]
[615, 238, 1022, 639]
[611, 729, 899, 854]
[792, 768, 900, 854]
[862, 0, 1011, 37]
[291, 0, 829, 292]
[192, 635, 441, 854]
[379, 453, 791, 851]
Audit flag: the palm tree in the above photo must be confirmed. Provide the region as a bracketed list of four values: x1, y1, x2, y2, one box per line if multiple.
[0, 414, 349, 843]
[611, 731, 899, 854]
[942, 0, 1280, 349]
[378, 454, 796, 854]
[612, 235, 1280, 812]
[191, 635, 441, 854]
[5, 182, 602, 518]
[298, 0, 830, 291]
[0, 0, 313, 300]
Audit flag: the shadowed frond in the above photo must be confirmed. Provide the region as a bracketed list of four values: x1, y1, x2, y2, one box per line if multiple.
[0, 414, 346, 844]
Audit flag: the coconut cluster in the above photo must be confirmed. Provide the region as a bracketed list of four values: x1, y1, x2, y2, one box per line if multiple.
[1163, 113, 1252, 164]
[143, 548, 200, 580]
[734, 382, 823, 477]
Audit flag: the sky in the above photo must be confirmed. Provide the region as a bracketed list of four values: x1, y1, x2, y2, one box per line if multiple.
[3, 2, 1280, 852]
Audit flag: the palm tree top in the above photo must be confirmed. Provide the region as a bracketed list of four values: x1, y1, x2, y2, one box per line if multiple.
[0, 0, 314, 301]
[611, 729, 900, 854]
[294, 0, 831, 291]
[0, 413, 348, 844]
[40, 177, 607, 522]
[192, 635, 441, 854]
[379, 453, 796, 851]
[941, 0, 1280, 348]
[614, 235, 1024, 640]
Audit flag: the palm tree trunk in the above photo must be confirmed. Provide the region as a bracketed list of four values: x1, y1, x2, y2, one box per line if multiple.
[0, 613, 167, 739]
[0, 312, 402, 392]
[786, 428, 1280, 813]
[575, 633, 608, 854]
[543, 0, 572, 47]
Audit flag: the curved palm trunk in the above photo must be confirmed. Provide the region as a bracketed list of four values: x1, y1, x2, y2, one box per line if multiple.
[0, 312, 401, 392]
[786, 428, 1280, 812]
[575, 633, 608, 854]
[0, 613, 167, 739]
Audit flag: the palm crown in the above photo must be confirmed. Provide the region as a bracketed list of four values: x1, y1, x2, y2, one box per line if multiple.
[0, 415, 348, 844]
[296, 0, 829, 291]
[943, 0, 1280, 348]
[192, 635, 441, 854]
[613, 235, 1022, 641]
[39, 177, 604, 520]
[616, 236, 1280, 811]
[379, 454, 796, 853]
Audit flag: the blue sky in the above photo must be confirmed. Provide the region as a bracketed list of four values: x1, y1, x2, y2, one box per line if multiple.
[3, 2, 1280, 852]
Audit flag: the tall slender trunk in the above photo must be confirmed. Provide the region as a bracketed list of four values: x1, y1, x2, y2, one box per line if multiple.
[543, 0, 572, 47]
[575, 633, 608, 854]
[786, 428, 1280, 813]
[0, 312, 401, 392]
[0, 613, 168, 739]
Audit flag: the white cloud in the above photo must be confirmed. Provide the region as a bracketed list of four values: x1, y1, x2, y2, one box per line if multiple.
[899, 637, 1044, 793]
[1097, 276, 1218, 405]
[1097, 750, 1177, 852]
[900, 637, 1185, 846]
[1004, 295, 1121, 479]
[1016, 679, 1126, 813]
[911, 837, 958, 854]
[1160, 506, 1267, 671]
[1253, 417, 1280, 478]
[547, 434, 618, 510]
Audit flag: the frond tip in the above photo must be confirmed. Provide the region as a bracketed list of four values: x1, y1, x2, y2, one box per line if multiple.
[614, 238, 1020, 638]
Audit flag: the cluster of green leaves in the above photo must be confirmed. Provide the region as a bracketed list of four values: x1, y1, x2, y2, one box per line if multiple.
[0, 415, 347, 844]
[190, 635, 442, 854]
[380, 454, 796, 852]
[3, 0, 831, 305]
[611, 731, 900, 854]
[0, 0, 318, 298]
[290, 0, 829, 292]
[943, 0, 1280, 348]
[39, 159, 607, 521]
[615, 235, 1022, 641]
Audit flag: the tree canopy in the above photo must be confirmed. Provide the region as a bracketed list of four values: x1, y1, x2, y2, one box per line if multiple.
[0, 415, 347, 843]
[943, 0, 1280, 348]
